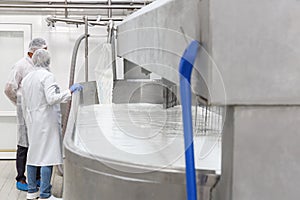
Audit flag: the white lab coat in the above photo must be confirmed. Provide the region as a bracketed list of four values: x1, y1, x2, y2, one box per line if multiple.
[4, 56, 34, 147]
[21, 68, 71, 166]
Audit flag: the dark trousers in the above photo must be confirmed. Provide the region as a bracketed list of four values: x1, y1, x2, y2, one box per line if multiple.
[15, 145, 40, 182]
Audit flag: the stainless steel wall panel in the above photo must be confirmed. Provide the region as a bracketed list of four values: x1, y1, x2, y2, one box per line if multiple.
[118, 0, 300, 105]
[209, 0, 300, 105]
[117, 0, 210, 100]
[215, 106, 300, 200]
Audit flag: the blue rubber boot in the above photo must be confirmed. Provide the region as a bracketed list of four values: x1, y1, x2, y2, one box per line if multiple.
[16, 181, 28, 191]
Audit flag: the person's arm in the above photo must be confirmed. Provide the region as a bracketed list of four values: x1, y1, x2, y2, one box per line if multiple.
[20, 87, 27, 123]
[4, 68, 21, 105]
[43, 73, 71, 105]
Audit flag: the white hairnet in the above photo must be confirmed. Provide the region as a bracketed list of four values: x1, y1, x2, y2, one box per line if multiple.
[32, 49, 50, 69]
[28, 38, 47, 53]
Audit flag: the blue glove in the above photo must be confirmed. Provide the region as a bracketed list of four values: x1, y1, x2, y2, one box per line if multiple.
[70, 83, 83, 93]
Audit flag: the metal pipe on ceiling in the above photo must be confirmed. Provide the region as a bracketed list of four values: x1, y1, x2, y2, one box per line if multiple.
[87, 17, 124, 21]
[0, 0, 152, 16]
[64, 0, 68, 18]
[108, 0, 112, 18]
[47, 16, 123, 23]
[0, 4, 143, 9]
[0, 0, 153, 5]
[46, 16, 118, 26]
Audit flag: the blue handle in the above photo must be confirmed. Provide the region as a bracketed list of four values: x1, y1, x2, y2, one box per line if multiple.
[179, 40, 200, 200]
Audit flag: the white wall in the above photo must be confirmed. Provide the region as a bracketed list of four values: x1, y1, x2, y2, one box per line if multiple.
[1, 15, 108, 87]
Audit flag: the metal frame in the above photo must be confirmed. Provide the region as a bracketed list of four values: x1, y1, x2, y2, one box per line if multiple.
[45, 16, 121, 27]
[84, 16, 89, 82]
[0, 4, 144, 9]
[0, 0, 153, 20]
[0, 0, 152, 5]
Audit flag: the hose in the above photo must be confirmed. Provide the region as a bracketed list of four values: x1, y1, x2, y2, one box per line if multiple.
[58, 34, 89, 177]
[62, 34, 89, 138]
[179, 40, 200, 200]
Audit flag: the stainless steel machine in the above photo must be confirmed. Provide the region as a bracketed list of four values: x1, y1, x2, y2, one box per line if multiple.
[63, 0, 300, 200]
[116, 0, 300, 200]
[63, 80, 222, 200]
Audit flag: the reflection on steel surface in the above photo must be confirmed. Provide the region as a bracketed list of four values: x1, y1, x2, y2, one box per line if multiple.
[64, 100, 221, 200]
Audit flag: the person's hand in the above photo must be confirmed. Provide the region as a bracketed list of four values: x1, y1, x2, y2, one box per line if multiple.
[69, 83, 83, 93]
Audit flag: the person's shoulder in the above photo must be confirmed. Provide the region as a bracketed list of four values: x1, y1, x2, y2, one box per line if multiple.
[40, 68, 52, 75]
[23, 69, 52, 85]
[27, 68, 50, 77]
[14, 56, 32, 68]
[35, 68, 54, 80]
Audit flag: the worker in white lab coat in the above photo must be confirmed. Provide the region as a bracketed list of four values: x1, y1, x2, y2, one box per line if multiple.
[4, 38, 47, 191]
[21, 49, 83, 200]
